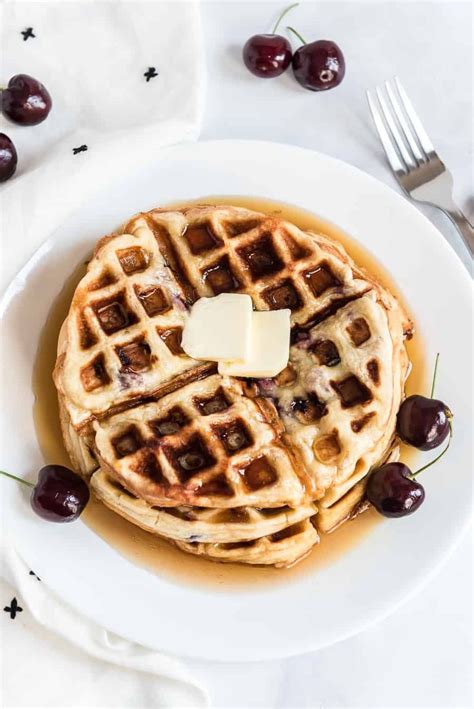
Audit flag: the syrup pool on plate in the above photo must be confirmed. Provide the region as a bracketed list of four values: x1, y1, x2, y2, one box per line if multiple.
[32, 196, 426, 590]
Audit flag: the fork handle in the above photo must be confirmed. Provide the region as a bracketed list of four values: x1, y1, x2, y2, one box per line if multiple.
[442, 205, 474, 258]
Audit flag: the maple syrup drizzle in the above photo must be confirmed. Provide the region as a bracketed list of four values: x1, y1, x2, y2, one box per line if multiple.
[32, 196, 426, 590]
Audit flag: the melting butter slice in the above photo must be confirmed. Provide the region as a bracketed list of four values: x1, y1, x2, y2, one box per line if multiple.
[219, 310, 291, 378]
[182, 293, 252, 362]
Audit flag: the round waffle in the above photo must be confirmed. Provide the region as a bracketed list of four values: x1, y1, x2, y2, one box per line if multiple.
[55, 204, 412, 567]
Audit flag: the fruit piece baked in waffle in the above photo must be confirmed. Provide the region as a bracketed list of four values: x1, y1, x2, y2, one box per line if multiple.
[55, 204, 412, 568]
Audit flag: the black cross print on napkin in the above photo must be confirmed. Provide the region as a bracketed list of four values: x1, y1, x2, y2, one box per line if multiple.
[4, 597, 23, 619]
[144, 67, 158, 82]
[21, 27, 35, 41]
[73, 145, 88, 155]
[29, 570, 41, 581]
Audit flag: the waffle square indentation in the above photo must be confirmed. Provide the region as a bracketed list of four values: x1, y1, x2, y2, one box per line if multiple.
[202, 256, 240, 294]
[149, 407, 189, 437]
[134, 285, 170, 317]
[132, 450, 165, 482]
[331, 375, 373, 407]
[304, 262, 341, 297]
[346, 318, 371, 346]
[367, 359, 380, 385]
[80, 354, 110, 392]
[223, 218, 263, 237]
[115, 337, 152, 372]
[262, 279, 302, 310]
[169, 434, 216, 481]
[313, 432, 341, 463]
[194, 388, 230, 416]
[290, 394, 328, 423]
[157, 327, 184, 355]
[310, 339, 341, 367]
[116, 246, 149, 274]
[197, 475, 234, 498]
[78, 315, 97, 350]
[238, 456, 277, 491]
[93, 292, 138, 335]
[214, 420, 252, 455]
[112, 425, 144, 459]
[184, 223, 222, 254]
[236, 235, 284, 280]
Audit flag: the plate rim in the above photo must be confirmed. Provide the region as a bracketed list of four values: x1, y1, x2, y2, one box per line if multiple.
[1, 138, 472, 661]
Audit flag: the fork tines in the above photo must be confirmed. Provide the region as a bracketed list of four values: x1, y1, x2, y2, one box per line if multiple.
[366, 77, 437, 176]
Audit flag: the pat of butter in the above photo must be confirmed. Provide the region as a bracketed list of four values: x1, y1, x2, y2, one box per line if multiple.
[182, 294, 252, 361]
[218, 310, 290, 378]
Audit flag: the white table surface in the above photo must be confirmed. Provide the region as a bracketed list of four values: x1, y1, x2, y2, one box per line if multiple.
[190, 2, 473, 707]
[3, 2, 472, 707]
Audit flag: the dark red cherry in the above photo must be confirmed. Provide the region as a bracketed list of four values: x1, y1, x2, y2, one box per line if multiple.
[292, 39, 345, 91]
[397, 395, 451, 451]
[30, 465, 90, 522]
[242, 3, 297, 78]
[0, 133, 17, 182]
[367, 463, 425, 518]
[1, 74, 52, 126]
[243, 34, 292, 78]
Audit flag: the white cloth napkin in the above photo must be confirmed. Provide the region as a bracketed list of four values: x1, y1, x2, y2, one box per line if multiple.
[1, 544, 208, 708]
[1, 2, 207, 706]
[0, 0, 204, 288]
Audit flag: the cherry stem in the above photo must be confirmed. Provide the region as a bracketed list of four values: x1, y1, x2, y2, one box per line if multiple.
[430, 352, 440, 399]
[0, 470, 34, 488]
[411, 417, 453, 478]
[272, 3, 299, 34]
[287, 26, 307, 45]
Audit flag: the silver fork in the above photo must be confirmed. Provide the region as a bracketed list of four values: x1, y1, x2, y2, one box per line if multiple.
[367, 77, 474, 257]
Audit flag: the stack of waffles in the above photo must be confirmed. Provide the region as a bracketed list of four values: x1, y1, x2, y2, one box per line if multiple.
[54, 205, 412, 567]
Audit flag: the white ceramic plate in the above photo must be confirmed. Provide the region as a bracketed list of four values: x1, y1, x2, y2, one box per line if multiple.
[1, 140, 472, 661]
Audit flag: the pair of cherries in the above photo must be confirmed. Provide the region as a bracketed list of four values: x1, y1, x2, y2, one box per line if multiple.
[243, 3, 345, 91]
[0, 74, 52, 182]
[367, 354, 452, 518]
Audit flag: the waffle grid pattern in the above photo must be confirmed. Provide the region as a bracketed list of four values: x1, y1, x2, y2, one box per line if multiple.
[56, 205, 411, 567]
[148, 206, 370, 327]
[94, 375, 309, 508]
[57, 219, 208, 428]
